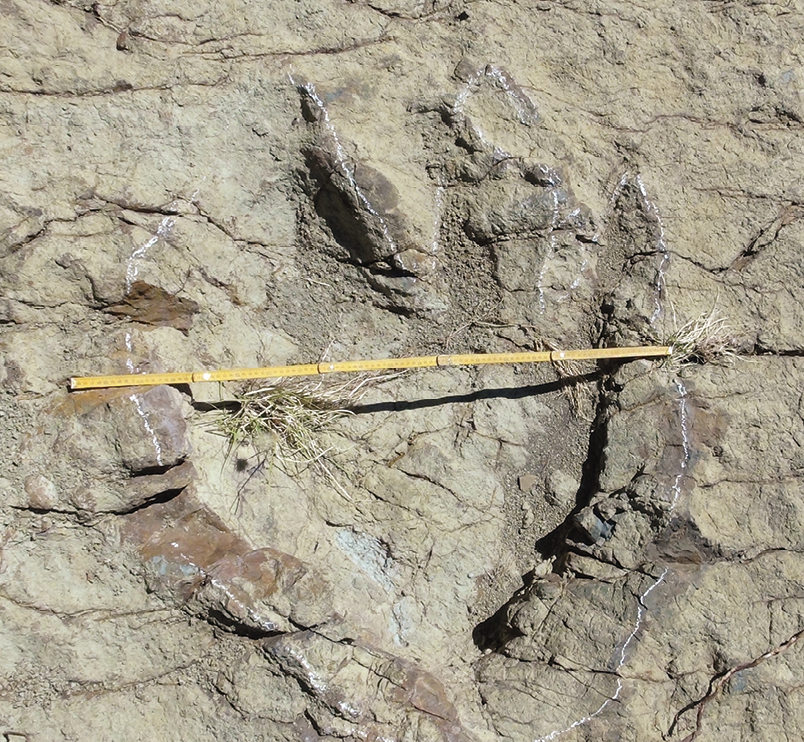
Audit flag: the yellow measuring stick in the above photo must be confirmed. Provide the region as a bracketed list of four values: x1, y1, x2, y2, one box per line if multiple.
[69, 346, 671, 390]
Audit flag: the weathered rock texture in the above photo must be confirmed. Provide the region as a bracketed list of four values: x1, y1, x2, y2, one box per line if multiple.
[2, 0, 804, 740]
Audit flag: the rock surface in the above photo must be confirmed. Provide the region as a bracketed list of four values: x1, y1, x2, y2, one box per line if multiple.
[2, 0, 804, 740]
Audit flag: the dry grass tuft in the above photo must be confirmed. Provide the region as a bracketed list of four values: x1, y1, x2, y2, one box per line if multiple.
[666, 309, 742, 370]
[212, 373, 395, 501]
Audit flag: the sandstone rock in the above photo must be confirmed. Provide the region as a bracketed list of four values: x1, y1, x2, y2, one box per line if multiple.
[264, 630, 479, 741]
[11, 385, 193, 514]
[3, 0, 804, 740]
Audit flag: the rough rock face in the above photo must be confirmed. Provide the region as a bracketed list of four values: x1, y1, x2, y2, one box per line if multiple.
[2, 1, 804, 741]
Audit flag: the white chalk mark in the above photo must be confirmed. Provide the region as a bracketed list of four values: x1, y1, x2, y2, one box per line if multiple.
[609, 171, 629, 208]
[122, 214, 175, 466]
[609, 173, 670, 325]
[569, 258, 589, 291]
[453, 67, 517, 157]
[538, 163, 561, 187]
[617, 568, 669, 666]
[125, 216, 174, 294]
[634, 175, 669, 325]
[454, 69, 483, 114]
[670, 380, 690, 510]
[129, 393, 163, 467]
[533, 367, 690, 741]
[485, 65, 539, 126]
[125, 332, 135, 374]
[431, 183, 445, 255]
[454, 73, 586, 311]
[208, 576, 279, 633]
[538, 189, 560, 313]
[162, 551, 280, 634]
[455, 65, 539, 129]
[535, 681, 621, 742]
[534, 568, 670, 742]
[537, 180, 688, 738]
[290, 74, 397, 253]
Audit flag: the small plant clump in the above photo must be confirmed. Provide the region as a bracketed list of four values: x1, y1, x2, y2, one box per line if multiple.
[666, 309, 742, 370]
[212, 373, 393, 501]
